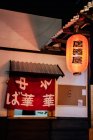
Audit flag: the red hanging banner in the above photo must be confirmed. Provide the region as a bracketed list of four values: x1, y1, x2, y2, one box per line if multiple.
[4, 77, 55, 111]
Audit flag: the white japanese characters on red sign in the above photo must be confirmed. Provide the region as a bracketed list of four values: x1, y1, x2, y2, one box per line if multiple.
[5, 77, 55, 111]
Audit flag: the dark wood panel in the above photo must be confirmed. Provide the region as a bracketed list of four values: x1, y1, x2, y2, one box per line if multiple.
[0, 117, 8, 140]
[51, 118, 89, 130]
[51, 130, 89, 140]
[7, 131, 49, 140]
[0, 117, 89, 140]
[7, 119, 50, 131]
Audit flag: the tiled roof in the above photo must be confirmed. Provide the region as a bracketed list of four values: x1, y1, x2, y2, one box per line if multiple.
[9, 60, 64, 78]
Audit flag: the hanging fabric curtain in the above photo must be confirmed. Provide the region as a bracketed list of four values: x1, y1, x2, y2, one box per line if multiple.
[4, 76, 55, 111]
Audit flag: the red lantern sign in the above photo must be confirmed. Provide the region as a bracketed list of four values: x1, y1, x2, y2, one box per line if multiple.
[66, 34, 88, 75]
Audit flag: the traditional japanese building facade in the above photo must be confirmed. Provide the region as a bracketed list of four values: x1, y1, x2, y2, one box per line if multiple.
[0, 8, 89, 140]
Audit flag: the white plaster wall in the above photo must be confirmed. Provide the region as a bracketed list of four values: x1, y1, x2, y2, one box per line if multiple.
[0, 50, 87, 117]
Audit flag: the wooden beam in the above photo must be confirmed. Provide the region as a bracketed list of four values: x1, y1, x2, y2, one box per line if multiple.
[52, 38, 66, 43]
[44, 45, 66, 51]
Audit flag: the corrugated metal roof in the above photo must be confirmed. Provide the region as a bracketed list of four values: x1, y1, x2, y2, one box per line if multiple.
[9, 60, 64, 78]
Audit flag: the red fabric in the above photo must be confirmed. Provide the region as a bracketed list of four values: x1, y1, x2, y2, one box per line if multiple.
[5, 77, 55, 111]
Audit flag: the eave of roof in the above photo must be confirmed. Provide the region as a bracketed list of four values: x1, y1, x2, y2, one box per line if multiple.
[9, 60, 65, 79]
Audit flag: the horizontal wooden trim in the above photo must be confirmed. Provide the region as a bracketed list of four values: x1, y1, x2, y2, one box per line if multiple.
[0, 46, 65, 56]
[7, 116, 57, 120]
[0, 46, 41, 53]
[7, 109, 56, 119]
[52, 38, 66, 44]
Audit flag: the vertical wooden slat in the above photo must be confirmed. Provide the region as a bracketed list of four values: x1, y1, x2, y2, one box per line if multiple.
[48, 79, 56, 118]
[91, 85, 93, 127]
[89, 128, 93, 140]
[54, 79, 58, 118]
[7, 109, 14, 118]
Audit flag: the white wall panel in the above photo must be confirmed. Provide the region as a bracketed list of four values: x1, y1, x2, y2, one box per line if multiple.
[0, 50, 87, 117]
